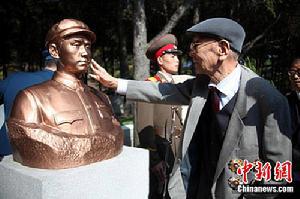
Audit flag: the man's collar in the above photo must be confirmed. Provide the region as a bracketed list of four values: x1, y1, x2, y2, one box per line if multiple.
[53, 71, 85, 90]
[208, 64, 241, 97]
[156, 71, 173, 83]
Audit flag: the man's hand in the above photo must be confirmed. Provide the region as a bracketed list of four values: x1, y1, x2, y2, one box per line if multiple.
[90, 59, 118, 90]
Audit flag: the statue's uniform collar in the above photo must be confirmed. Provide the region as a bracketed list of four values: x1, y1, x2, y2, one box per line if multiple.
[53, 71, 85, 90]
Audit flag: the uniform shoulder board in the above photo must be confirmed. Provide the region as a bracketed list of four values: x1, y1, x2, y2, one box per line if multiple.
[145, 75, 161, 82]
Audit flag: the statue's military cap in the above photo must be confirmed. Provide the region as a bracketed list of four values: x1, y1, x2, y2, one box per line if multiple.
[45, 19, 96, 47]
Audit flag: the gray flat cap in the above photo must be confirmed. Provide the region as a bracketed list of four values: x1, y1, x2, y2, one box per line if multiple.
[187, 18, 245, 53]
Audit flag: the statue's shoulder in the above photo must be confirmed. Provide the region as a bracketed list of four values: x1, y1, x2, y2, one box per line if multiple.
[23, 79, 54, 94]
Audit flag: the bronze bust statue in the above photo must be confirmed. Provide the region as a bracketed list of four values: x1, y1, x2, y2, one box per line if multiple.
[8, 19, 123, 169]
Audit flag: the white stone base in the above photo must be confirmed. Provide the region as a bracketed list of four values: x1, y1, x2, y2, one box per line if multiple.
[0, 146, 149, 199]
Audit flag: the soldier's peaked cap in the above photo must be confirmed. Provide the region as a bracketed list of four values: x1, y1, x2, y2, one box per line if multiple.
[146, 34, 182, 60]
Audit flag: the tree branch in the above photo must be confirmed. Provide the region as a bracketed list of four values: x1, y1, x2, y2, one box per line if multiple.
[148, 0, 196, 45]
[242, 14, 281, 54]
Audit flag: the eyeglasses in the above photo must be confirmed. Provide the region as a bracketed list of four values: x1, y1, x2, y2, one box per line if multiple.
[189, 39, 229, 52]
[189, 41, 215, 51]
[288, 69, 300, 77]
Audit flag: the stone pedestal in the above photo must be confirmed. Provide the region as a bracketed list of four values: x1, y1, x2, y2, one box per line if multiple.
[0, 146, 149, 199]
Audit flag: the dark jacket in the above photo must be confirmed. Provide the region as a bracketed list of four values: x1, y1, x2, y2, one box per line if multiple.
[286, 91, 300, 172]
[0, 69, 54, 155]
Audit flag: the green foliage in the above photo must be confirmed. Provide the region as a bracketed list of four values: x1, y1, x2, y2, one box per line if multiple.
[264, 0, 282, 17]
[244, 56, 258, 74]
[119, 116, 134, 125]
[0, 0, 299, 93]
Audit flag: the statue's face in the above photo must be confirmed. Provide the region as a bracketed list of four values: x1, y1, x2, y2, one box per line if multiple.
[57, 34, 92, 75]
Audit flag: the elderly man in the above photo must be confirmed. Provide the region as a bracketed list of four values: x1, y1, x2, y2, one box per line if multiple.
[8, 19, 123, 169]
[90, 18, 292, 199]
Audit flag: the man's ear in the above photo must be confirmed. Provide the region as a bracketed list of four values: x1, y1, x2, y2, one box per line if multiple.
[157, 56, 163, 65]
[218, 40, 230, 61]
[48, 43, 60, 59]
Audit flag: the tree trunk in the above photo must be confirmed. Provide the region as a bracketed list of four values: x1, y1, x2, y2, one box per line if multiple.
[133, 0, 149, 81]
[133, 0, 196, 79]
[133, 0, 148, 146]
[118, 0, 129, 78]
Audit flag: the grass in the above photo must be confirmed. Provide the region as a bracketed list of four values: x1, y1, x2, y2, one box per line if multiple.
[119, 116, 134, 125]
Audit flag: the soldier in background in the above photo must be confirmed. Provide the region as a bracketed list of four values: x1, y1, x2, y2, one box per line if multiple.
[137, 34, 193, 199]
